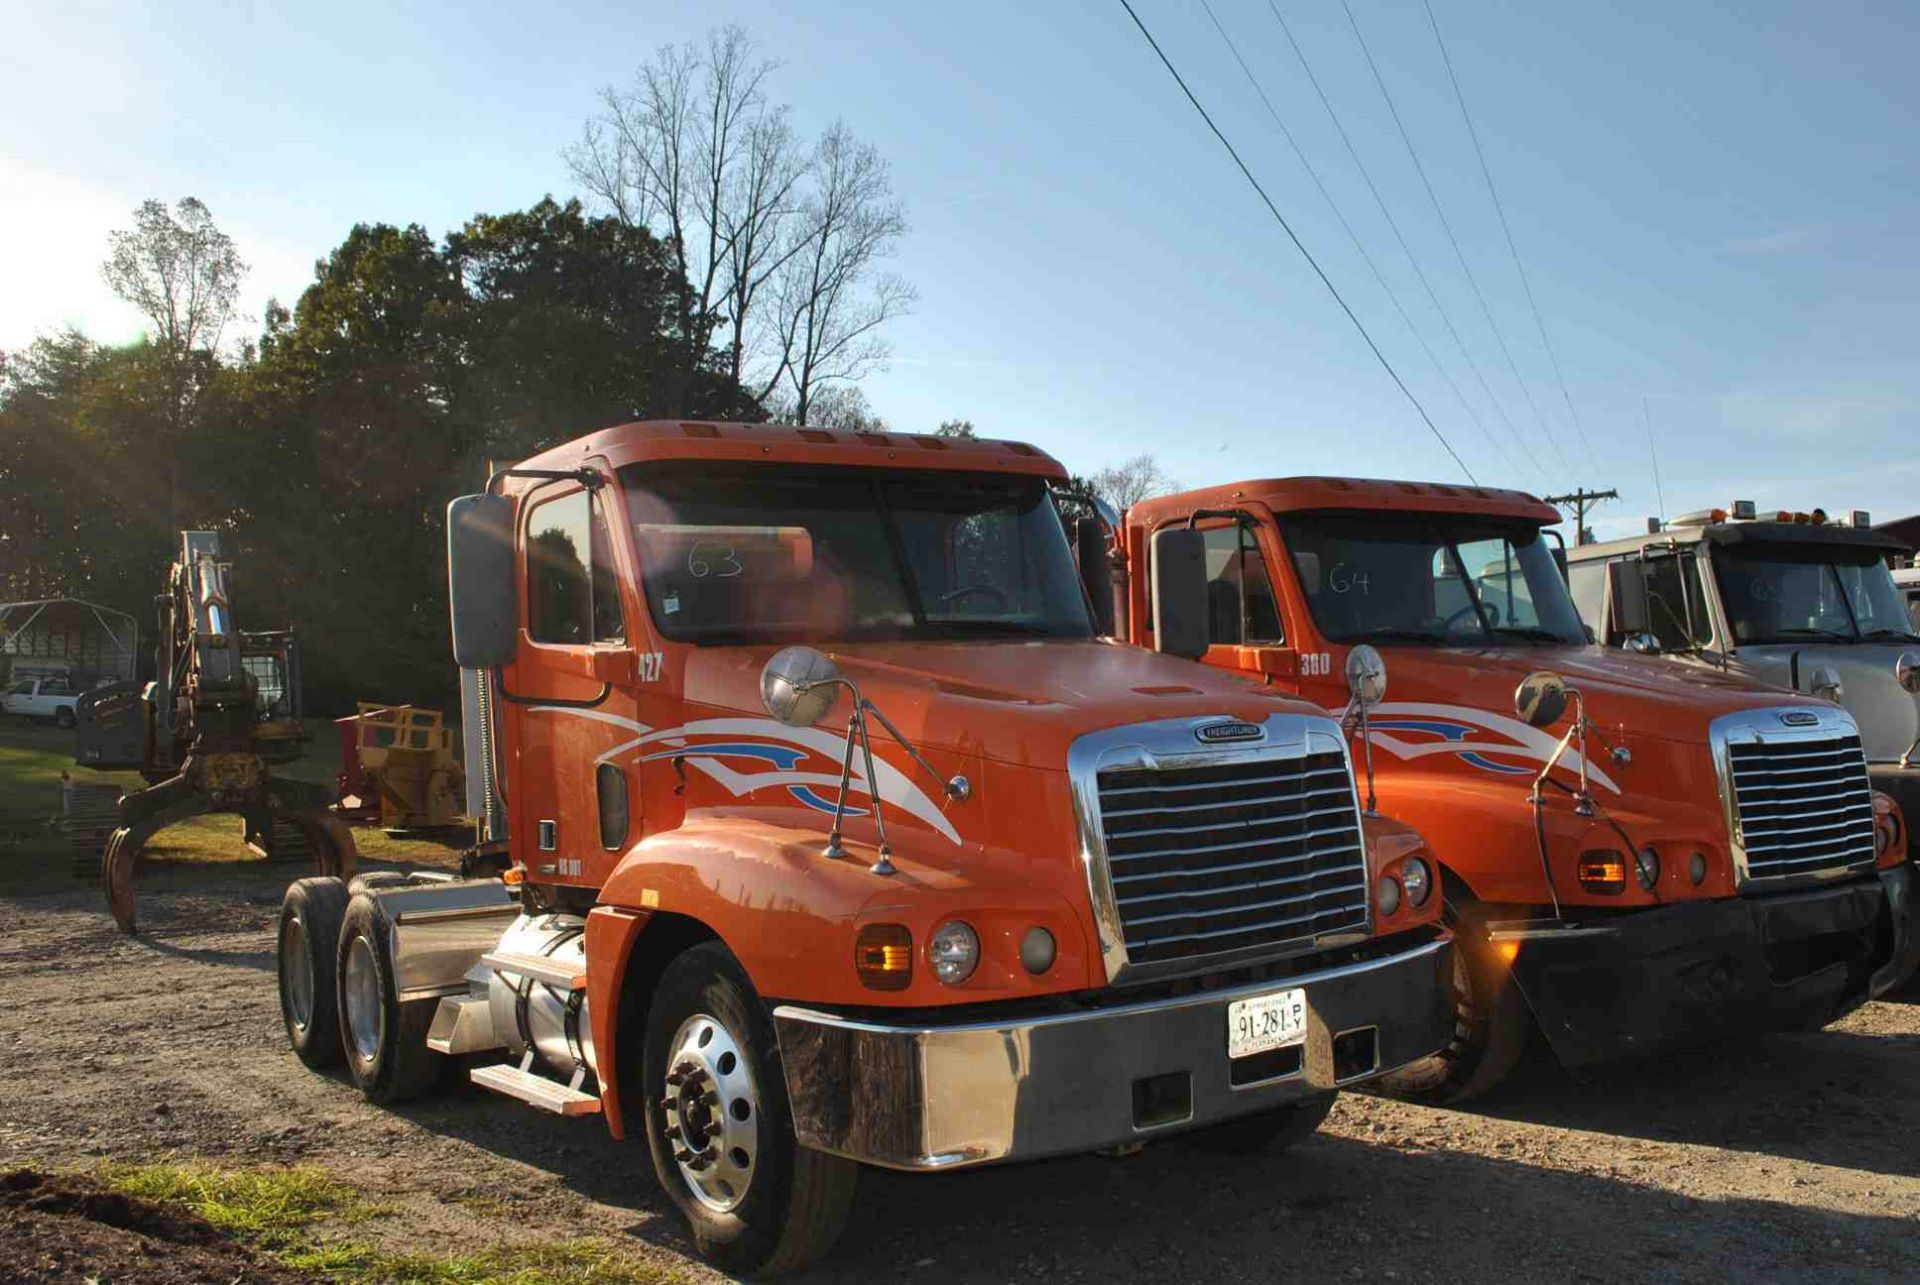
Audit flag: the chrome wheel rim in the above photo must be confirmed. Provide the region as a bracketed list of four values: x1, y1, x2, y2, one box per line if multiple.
[661, 1012, 760, 1213]
[282, 915, 313, 1034]
[343, 935, 383, 1063]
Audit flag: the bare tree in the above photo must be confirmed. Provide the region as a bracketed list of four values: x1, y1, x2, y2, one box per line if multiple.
[102, 197, 247, 360]
[568, 31, 913, 419]
[567, 26, 808, 390]
[1091, 455, 1180, 510]
[934, 419, 976, 439]
[768, 123, 916, 424]
[772, 383, 887, 432]
[100, 197, 247, 527]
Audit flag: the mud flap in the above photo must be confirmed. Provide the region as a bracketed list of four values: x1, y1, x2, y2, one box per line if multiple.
[1499, 879, 1887, 1068]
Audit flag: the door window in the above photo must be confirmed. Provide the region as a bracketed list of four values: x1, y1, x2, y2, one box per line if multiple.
[1640, 552, 1710, 650]
[1566, 560, 1606, 634]
[1199, 524, 1284, 645]
[528, 489, 625, 645]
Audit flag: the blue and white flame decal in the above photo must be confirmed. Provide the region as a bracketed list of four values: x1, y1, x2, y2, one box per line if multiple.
[1362, 701, 1620, 794]
[530, 708, 959, 843]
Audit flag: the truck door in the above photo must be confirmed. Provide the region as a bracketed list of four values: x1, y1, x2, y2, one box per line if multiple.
[1189, 518, 1308, 685]
[508, 479, 640, 887]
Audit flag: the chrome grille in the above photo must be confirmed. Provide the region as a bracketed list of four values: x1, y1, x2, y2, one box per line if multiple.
[1726, 731, 1876, 884]
[1094, 750, 1369, 971]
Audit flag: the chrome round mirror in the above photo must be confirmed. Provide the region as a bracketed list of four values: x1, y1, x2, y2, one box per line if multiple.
[1623, 632, 1661, 656]
[1345, 644, 1388, 708]
[1898, 651, 1920, 695]
[1809, 664, 1844, 705]
[1514, 671, 1571, 728]
[759, 646, 842, 727]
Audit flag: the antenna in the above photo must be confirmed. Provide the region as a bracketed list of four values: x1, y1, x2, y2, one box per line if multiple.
[1644, 396, 1668, 524]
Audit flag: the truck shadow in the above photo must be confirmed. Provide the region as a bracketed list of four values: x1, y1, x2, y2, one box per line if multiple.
[1455, 1025, 1920, 1181]
[416, 1085, 1917, 1283]
[807, 1132, 1914, 1284]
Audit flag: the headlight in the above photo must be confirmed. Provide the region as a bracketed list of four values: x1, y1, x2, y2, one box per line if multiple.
[928, 921, 979, 985]
[1376, 876, 1403, 917]
[1635, 847, 1660, 891]
[1689, 852, 1708, 886]
[1401, 857, 1432, 907]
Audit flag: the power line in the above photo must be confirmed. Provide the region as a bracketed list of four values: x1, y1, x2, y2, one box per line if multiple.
[1264, 0, 1547, 486]
[1197, 0, 1523, 481]
[1424, 0, 1598, 472]
[1116, 0, 1476, 484]
[1339, 0, 1570, 473]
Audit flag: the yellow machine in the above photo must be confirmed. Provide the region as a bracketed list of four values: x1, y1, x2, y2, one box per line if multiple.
[336, 703, 466, 832]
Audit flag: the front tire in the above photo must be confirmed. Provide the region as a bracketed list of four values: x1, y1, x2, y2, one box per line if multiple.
[1187, 1092, 1335, 1155]
[336, 893, 446, 1104]
[1374, 897, 1529, 1104]
[278, 877, 350, 1069]
[641, 942, 856, 1277]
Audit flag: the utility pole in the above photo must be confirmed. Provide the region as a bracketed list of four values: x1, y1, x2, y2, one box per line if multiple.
[1543, 487, 1619, 546]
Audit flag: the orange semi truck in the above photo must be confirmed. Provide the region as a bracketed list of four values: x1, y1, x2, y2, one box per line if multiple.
[271, 424, 1453, 1275]
[1116, 477, 1916, 1101]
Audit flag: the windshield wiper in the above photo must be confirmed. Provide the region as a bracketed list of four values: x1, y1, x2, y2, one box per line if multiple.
[1775, 626, 1853, 641]
[921, 619, 1066, 638]
[1345, 626, 1448, 646]
[1860, 627, 1920, 643]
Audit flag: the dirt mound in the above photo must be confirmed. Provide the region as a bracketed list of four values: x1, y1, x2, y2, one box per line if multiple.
[0, 1169, 316, 1284]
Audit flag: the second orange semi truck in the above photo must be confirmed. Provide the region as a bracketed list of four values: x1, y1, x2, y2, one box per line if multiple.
[271, 424, 1453, 1275]
[1116, 476, 1916, 1101]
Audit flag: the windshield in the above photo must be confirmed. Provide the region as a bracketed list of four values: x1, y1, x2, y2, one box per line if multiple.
[1277, 513, 1588, 647]
[1713, 544, 1918, 644]
[618, 462, 1093, 644]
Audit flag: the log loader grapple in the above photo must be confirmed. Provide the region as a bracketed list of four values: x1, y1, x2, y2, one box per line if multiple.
[75, 531, 356, 932]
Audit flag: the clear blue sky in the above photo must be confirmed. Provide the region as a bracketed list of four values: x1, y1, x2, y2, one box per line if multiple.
[5, 0, 1917, 537]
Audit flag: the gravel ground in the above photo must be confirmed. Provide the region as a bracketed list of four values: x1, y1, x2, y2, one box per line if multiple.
[1, 862, 1915, 1284]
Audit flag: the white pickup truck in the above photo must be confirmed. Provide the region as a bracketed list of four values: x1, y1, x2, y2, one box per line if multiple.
[2, 676, 81, 727]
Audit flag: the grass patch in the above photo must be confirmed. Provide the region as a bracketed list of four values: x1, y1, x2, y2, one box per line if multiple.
[100, 1162, 677, 1284]
[0, 717, 140, 820]
[104, 1162, 363, 1249]
[286, 1240, 679, 1284]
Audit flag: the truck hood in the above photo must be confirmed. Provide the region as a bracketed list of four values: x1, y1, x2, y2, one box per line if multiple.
[682, 638, 1317, 769]
[1725, 642, 1920, 763]
[1370, 643, 1816, 745]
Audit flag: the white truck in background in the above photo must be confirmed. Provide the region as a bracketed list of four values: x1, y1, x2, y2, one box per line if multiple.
[3, 676, 82, 726]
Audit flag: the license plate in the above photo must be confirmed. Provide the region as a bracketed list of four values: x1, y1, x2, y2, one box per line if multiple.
[1227, 987, 1308, 1059]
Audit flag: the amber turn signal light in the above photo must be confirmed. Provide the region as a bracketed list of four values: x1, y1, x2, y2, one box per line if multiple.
[855, 923, 913, 990]
[1577, 851, 1627, 894]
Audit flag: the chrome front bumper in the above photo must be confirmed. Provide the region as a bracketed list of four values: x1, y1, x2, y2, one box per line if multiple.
[773, 932, 1452, 1171]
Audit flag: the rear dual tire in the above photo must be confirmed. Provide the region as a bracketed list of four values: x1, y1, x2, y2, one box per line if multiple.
[278, 877, 350, 1069]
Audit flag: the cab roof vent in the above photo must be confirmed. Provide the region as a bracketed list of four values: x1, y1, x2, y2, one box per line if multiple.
[1005, 442, 1040, 457]
[680, 423, 720, 439]
[797, 429, 837, 444]
[914, 436, 949, 450]
[855, 432, 892, 446]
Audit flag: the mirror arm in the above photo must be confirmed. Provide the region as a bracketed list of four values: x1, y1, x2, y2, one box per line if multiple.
[860, 699, 970, 800]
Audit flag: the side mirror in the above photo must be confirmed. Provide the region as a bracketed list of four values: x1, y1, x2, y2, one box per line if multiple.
[1899, 651, 1920, 695]
[1150, 528, 1209, 660]
[760, 646, 843, 727]
[1075, 518, 1116, 637]
[447, 493, 517, 668]
[1345, 644, 1387, 708]
[1608, 559, 1651, 640]
[1515, 671, 1571, 728]
[1623, 631, 1661, 655]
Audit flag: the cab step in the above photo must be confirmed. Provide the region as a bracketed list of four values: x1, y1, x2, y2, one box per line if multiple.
[481, 950, 586, 991]
[470, 1062, 601, 1116]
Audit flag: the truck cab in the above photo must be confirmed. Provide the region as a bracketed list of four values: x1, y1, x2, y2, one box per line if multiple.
[273, 423, 1453, 1275]
[1565, 505, 1920, 838]
[1119, 477, 1916, 1102]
